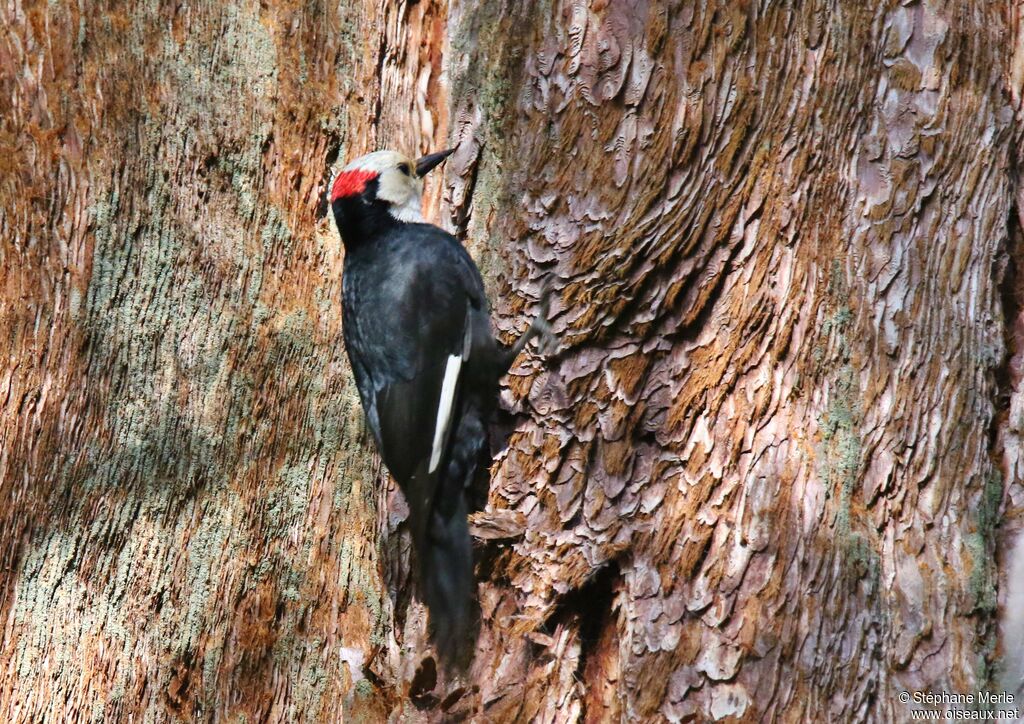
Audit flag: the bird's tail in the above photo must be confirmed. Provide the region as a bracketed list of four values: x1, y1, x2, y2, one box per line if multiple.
[419, 494, 476, 669]
[405, 406, 482, 671]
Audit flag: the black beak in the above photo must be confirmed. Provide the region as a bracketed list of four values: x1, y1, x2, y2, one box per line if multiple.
[415, 148, 455, 177]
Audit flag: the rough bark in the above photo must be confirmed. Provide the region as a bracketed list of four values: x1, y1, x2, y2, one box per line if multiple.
[1, 1, 1021, 722]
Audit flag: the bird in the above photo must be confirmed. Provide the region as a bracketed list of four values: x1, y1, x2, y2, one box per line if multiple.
[329, 147, 552, 668]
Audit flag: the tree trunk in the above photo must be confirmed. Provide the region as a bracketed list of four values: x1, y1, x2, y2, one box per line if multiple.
[2, 0, 1021, 722]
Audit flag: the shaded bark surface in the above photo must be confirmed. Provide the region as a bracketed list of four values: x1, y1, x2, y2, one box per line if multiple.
[1, 0, 1021, 722]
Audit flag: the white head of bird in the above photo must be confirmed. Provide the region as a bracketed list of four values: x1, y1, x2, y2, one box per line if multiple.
[329, 148, 454, 223]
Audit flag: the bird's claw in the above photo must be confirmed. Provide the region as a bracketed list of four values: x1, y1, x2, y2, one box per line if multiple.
[505, 279, 557, 363]
[537, 281, 553, 317]
[532, 317, 556, 356]
[531, 280, 556, 356]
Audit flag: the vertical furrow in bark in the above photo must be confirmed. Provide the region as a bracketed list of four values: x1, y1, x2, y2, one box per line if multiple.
[997, 3, 1024, 700]
[995, 167, 1024, 710]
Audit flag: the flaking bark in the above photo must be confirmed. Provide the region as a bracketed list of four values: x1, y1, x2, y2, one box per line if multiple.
[1, 1, 1022, 722]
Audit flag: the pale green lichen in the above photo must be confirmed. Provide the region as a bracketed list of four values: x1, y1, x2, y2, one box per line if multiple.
[967, 472, 1001, 616]
[354, 678, 374, 697]
[816, 264, 873, 576]
[818, 363, 861, 543]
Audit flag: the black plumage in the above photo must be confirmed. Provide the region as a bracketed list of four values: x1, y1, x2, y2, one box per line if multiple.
[331, 152, 549, 667]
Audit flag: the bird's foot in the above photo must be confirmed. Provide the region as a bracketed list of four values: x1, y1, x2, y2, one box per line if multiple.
[531, 280, 556, 356]
[504, 281, 557, 363]
[532, 316, 556, 356]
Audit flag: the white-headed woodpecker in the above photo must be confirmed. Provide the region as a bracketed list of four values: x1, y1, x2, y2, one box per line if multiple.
[330, 148, 551, 667]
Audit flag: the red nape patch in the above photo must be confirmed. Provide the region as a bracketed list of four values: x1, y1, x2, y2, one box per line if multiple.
[330, 169, 378, 202]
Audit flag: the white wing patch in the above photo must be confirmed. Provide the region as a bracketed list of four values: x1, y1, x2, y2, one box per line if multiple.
[430, 354, 463, 473]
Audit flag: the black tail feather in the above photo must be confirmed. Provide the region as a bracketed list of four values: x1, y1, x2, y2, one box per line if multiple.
[401, 397, 485, 670]
[420, 498, 476, 670]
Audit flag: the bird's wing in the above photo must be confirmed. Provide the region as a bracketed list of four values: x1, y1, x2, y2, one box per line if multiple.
[374, 310, 469, 551]
[369, 253, 478, 548]
[343, 224, 488, 544]
[374, 307, 471, 484]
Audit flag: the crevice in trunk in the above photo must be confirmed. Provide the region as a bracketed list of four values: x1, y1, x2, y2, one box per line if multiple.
[994, 165, 1024, 695]
[991, 189, 1021, 456]
[451, 147, 481, 239]
[538, 561, 621, 719]
[315, 138, 342, 221]
[574, 562, 619, 665]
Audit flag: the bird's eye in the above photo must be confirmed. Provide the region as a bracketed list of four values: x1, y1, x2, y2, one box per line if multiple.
[398, 163, 412, 176]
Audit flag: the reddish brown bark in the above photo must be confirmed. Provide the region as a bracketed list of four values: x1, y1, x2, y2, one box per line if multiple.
[2, 0, 1021, 722]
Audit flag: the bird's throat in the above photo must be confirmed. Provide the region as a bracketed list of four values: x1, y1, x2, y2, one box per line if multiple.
[387, 195, 425, 223]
